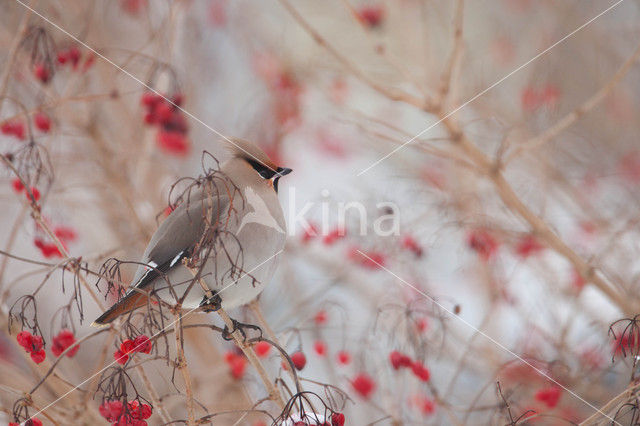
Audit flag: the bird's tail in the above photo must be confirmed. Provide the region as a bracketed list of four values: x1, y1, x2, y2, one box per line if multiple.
[91, 291, 148, 327]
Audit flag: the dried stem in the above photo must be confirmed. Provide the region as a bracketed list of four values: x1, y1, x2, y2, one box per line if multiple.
[174, 311, 196, 426]
[217, 308, 286, 409]
[505, 41, 640, 164]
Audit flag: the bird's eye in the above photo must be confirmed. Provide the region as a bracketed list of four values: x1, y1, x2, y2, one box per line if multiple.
[247, 159, 276, 180]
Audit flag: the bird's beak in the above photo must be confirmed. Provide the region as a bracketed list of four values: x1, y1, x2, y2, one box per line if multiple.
[273, 167, 292, 193]
[276, 167, 292, 177]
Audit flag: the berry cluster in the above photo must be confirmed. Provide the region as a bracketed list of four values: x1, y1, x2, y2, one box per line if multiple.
[113, 335, 152, 365]
[224, 349, 247, 379]
[389, 350, 431, 382]
[99, 399, 152, 426]
[16, 331, 46, 364]
[140, 92, 190, 156]
[11, 178, 40, 203]
[51, 329, 79, 357]
[1, 120, 25, 140]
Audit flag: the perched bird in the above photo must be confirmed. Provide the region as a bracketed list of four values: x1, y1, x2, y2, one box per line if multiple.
[92, 139, 292, 326]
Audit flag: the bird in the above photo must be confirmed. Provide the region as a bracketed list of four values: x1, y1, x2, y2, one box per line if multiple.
[92, 139, 292, 326]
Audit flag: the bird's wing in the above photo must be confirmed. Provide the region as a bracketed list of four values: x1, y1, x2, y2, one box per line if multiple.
[133, 189, 232, 290]
[92, 189, 233, 326]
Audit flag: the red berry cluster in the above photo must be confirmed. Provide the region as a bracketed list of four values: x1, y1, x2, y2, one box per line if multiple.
[1, 120, 26, 140]
[114, 335, 152, 365]
[347, 246, 385, 269]
[521, 84, 561, 112]
[16, 331, 46, 364]
[322, 227, 346, 245]
[32, 224, 76, 259]
[51, 329, 79, 357]
[33, 238, 62, 258]
[389, 350, 431, 382]
[11, 178, 40, 203]
[140, 92, 190, 156]
[467, 228, 500, 262]
[56, 46, 82, 69]
[99, 399, 152, 426]
[224, 349, 247, 379]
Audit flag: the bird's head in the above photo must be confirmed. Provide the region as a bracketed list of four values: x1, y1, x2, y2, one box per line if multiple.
[226, 138, 292, 193]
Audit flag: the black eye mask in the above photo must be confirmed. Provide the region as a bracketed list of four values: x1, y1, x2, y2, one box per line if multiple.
[246, 159, 292, 193]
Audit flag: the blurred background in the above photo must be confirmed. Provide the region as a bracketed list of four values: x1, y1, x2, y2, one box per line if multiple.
[1, 0, 640, 424]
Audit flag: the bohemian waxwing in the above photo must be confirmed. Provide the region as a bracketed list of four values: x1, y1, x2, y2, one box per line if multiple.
[92, 139, 292, 325]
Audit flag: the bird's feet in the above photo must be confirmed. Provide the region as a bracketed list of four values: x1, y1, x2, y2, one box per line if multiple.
[222, 319, 263, 342]
[199, 292, 222, 312]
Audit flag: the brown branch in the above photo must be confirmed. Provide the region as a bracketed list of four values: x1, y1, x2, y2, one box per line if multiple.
[441, 116, 636, 315]
[438, 0, 465, 109]
[505, 42, 640, 164]
[174, 311, 196, 426]
[217, 308, 286, 409]
[278, 0, 431, 111]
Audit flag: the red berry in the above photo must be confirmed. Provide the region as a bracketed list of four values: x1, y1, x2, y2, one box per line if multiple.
[411, 362, 430, 382]
[11, 178, 24, 193]
[33, 63, 50, 83]
[34, 112, 51, 132]
[156, 130, 190, 156]
[336, 350, 351, 365]
[16, 331, 33, 350]
[290, 351, 307, 370]
[26, 418, 43, 426]
[100, 400, 124, 422]
[114, 349, 129, 365]
[313, 340, 327, 356]
[515, 234, 545, 258]
[133, 335, 152, 354]
[30, 335, 44, 352]
[314, 310, 327, 325]
[27, 187, 40, 202]
[301, 222, 318, 243]
[357, 5, 385, 28]
[120, 339, 135, 354]
[30, 349, 46, 363]
[68, 47, 81, 67]
[401, 235, 423, 257]
[153, 102, 174, 124]
[51, 329, 79, 357]
[128, 400, 152, 419]
[467, 229, 499, 261]
[331, 412, 345, 426]
[323, 227, 346, 245]
[351, 373, 375, 399]
[229, 355, 247, 379]
[254, 341, 271, 358]
[389, 350, 412, 370]
[57, 50, 69, 64]
[141, 92, 161, 108]
[535, 386, 561, 408]
[54, 226, 77, 243]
